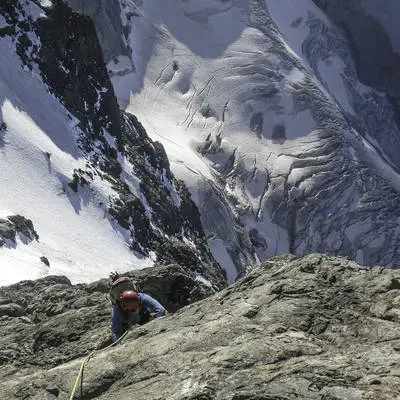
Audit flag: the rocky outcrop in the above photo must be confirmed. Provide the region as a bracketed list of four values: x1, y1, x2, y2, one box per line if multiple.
[0, 215, 38, 247]
[64, 0, 136, 108]
[0, 264, 215, 377]
[36, 1, 121, 140]
[116, 112, 221, 277]
[65, 0, 130, 65]
[1, 0, 120, 138]
[2, 254, 400, 399]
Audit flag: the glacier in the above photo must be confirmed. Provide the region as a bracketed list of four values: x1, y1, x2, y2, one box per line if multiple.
[100, 0, 400, 278]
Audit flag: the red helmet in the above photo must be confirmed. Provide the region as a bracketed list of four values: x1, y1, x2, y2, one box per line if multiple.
[119, 290, 140, 312]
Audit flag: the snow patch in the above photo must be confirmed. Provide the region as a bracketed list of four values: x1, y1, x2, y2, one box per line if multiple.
[266, 0, 330, 60]
[194, 273, 213, 288]
[118, 153, 153, 219]
[95, 87, 108, 112]
[38, 0, 53, 8]
[103, 129, 117, 149]
[317, 57, 354, 114]
[19, 0, 46, 21]
[0, 15, 8, 29]
[107, 55, 134, 75]
[160, 169, 182, 208]
[207, 238, 237, 284]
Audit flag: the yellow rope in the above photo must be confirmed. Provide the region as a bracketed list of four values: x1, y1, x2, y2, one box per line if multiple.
[68, 330, 129, 400]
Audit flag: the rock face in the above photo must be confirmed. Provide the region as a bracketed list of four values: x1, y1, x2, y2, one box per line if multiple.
[0, 264, 216, 379]
[66, 0, 130, 65]
[2, 254, 400, 399]
[0, 215, 38, 247]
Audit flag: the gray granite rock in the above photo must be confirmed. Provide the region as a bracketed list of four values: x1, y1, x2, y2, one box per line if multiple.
[2, 254, 400, 399]
[0, 264, 215, 376]
[0, 219, 15, 243]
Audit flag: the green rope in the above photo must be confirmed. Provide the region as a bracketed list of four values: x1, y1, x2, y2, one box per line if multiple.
[68, 330, 129, 400]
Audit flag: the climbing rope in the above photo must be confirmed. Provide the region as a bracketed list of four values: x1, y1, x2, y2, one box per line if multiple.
[68, 330, 129, 400]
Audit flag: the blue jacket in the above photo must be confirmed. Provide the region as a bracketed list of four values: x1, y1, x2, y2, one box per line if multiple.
[111, 292, 166, 341]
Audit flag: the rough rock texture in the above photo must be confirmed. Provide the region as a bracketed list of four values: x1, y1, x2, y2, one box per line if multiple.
[35, 0, 121, 140]
[2, 254, 400, 399]
[0, 264, 215, 378]
[64, 0, 136, 108]
[0, 215, 38, 247]
[116, 112, 221, 279]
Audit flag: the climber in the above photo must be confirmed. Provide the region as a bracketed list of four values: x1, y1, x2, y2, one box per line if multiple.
[110, 275, 166, 342]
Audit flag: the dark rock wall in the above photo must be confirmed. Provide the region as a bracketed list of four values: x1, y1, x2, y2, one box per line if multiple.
[1, 0, 120, 137]
[116, 112, 225, 286]
[65, 0, 130, 64]
[0, 215, 39, 246]
[35, 1, 121, 138]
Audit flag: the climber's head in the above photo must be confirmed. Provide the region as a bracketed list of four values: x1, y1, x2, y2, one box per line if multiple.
[119, 290, 140, 313]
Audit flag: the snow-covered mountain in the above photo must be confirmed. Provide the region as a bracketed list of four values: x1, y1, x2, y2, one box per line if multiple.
[70, 0, 400, 279]
[0, 0, 226, 288]
[2, 0, 400, 286]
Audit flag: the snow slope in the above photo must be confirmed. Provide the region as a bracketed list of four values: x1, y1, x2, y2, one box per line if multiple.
[122, 0, 313, 279]
[0, 36, 151, 286]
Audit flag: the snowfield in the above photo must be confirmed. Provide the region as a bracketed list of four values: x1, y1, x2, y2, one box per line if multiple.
[0, 36, 152, 286]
